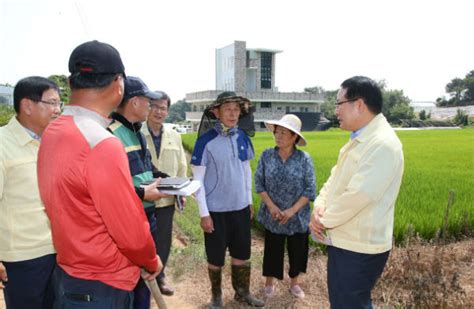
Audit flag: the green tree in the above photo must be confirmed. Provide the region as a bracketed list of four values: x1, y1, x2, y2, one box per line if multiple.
[382, 88, 415, 123]
[446, 78, 465, 103]
[0, 104, 14, 126]
[437, 70, 474, 106]
[166, 99, 191, 123]
[304, 86, 325, 96]
[464, 70, 474, 104]
[419, 110, 427, 120]
[48, 75, 71, 104]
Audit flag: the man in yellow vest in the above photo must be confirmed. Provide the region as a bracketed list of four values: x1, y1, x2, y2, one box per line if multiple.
[0, 76, 61, 308]
[142, 91, 187, 295]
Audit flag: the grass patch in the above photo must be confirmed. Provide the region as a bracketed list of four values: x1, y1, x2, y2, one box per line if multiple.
[170, 198, 206, 280]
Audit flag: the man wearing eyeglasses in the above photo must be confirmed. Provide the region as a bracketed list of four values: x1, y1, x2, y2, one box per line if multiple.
[310, 76, 404, 309]
[0, 76, 61, 308]
[107, 76, 169, 309]
[141, 91, 188, 296]
[37, 41, 162, 309]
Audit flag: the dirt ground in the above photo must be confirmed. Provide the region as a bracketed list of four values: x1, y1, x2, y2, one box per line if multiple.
[2, 236, 473, 309]
[158, 235, 474, 309]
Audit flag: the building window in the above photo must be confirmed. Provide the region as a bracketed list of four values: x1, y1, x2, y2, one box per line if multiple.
[300, 107, 305, 112]
[261, 102, 272, 108]
[261, 52, 272, 89]
[277, 107, 282, 111]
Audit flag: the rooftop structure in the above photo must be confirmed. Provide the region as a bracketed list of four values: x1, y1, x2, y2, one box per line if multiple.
[186, 41, 325, 131]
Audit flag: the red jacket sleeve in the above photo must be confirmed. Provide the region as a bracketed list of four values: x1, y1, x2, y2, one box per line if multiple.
[85, 137, 158, 273]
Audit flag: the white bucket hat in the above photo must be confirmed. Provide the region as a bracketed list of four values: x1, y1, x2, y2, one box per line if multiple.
[264, 114, 307, 146]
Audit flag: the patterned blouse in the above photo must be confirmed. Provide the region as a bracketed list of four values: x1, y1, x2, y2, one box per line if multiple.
[255, 147, 316, 235]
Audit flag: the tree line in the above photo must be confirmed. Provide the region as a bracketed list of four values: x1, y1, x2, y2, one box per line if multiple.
[436, 70, 474, 107]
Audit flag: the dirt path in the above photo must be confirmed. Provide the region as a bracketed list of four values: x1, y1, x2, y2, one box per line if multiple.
[1, 237, 473, 308]
[156, 235, 474, 308]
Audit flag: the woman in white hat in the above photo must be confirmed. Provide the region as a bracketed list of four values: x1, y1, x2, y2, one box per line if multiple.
[254, 114, 316, 299]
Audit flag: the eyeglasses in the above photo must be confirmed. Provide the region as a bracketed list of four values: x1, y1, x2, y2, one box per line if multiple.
[335, 97, 360, 107]
[150, 104, 168, 112]
[36, 100, 64, 109]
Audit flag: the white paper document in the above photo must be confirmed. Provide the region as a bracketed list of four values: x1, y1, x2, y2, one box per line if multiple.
[159, 180, 201, 196]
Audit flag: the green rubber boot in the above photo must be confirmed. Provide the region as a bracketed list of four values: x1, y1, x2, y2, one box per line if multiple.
[231, 263, 265, 307]
[208, 268, 224, 309]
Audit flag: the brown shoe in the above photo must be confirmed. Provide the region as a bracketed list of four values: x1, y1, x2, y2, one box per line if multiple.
[157, 278, 175, 296]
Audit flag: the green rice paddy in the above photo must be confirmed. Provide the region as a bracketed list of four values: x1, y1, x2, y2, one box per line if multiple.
[181, 128, 474, 242]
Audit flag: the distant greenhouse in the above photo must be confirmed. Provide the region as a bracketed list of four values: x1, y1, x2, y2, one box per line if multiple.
[409, 101, 436, 113]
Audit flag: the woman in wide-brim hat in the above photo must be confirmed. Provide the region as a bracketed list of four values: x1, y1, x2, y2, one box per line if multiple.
[254, 114, 316, 299]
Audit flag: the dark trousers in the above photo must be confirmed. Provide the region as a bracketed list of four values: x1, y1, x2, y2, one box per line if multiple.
[327, 246, 389, 309]
[3, 253, 56, 309]
[55, 266, 133, 309]
[262, 229, 309, 280]
[133, 207, 157, 309]
[154, 205, 175, 280]
[204, 206, 251, 267]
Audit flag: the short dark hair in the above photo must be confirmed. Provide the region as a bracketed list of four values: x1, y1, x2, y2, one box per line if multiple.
[13, 76, 59, 114]
[154, 91, 171, 109]
[68, 73, 118, 90]
[341, 76, 383, 114]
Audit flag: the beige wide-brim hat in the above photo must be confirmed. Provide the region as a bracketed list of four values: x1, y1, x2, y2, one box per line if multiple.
[264, 114, 307, 146]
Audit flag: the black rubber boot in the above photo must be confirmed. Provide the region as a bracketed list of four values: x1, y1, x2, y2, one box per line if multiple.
[208, 268, 224, 309]
[231, 263, 265, 307]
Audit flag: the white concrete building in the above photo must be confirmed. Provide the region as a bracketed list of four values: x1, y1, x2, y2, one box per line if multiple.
[186, 41, 324, 131]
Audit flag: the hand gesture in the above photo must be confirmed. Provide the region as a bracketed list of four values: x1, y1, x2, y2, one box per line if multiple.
[201, 216, 214, 233]
[279, 207, 296, 225]
[309, 207, 326, 241]
[143, 178, 170, 201]
[0, 262, 7, 289]
[268, 204, 283, 221]
[141, 255, 163, 281]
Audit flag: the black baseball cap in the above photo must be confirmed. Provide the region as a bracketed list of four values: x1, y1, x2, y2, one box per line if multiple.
[68, 40, 125, 76]
[123, 77, 162, 101]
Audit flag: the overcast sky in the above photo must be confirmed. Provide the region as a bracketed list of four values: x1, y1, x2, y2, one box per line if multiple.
[1, 0, 473, 103]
